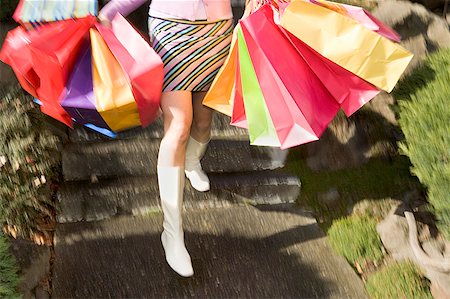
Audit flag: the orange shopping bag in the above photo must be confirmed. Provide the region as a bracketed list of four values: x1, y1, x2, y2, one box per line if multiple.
[90, 29, 141, 132]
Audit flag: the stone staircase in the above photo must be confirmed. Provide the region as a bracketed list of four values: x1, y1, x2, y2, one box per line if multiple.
[52, 113, 369, 298]
[56, 113, 300, 223]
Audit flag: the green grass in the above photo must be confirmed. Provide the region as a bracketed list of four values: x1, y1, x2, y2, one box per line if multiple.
[0, 233, 20, 299]
[366, 260, 432, 299]
[327, 216, 384, 266]
[394, 48, 450, 239]
[285, 151, 420, 226]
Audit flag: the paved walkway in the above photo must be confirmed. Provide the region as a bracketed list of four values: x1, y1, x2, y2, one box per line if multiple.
[53, 204, 368, 298]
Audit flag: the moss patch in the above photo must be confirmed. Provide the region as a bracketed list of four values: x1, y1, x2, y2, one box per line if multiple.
[327, 216, 383, 267]
[285, 151, 420, 226]
[366, 260, 432, 299]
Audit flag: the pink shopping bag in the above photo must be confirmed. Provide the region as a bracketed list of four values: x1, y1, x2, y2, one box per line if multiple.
[95, 13, 164, 127]
[240, 5, 340, 148]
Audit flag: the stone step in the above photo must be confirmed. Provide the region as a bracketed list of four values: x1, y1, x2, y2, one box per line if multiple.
[53, 205, 369, 298]
[69, 113, 248, 143]
[62, 139, 288, 181]
[57, 171, 301, 223]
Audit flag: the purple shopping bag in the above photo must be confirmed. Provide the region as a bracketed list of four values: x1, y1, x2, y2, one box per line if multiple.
[61, 43, 109, 129]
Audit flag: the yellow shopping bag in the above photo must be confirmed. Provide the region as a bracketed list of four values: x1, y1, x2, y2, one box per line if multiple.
[91, 29, 141, 132]
[280, 0, 413, 92]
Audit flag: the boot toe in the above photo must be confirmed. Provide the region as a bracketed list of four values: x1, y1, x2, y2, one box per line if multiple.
[185, 170, 210, 192]
[166, 256, 194, 277]
[161, 232, 194, 277]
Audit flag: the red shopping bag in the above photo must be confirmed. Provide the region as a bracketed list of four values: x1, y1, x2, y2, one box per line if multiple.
[95, 13, 163, 127]
[1, 18, 94, 125]
[0, 26, 39, 98]
[27, 16, 96, 126]
[231, 59, 248, 129]
[240, 5, 340, 148]
[29, 17, 95, 125]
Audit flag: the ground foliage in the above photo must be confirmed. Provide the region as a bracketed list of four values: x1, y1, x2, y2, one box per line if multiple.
[395, 48, 450, 239]
[0, 232, 20, 298]
[366, 260, 432, 299]
[0, 85, 61, 241]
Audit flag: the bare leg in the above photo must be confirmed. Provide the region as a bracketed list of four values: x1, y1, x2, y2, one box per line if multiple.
[190, 91, 213, 142]
[158, 91, 193, 166]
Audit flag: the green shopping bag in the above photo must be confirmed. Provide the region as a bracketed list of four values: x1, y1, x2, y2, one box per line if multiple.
[237, 27, 280, 147]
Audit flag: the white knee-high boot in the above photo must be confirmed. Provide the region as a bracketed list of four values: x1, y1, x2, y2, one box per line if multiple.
[185, 136, 210, 192]
[157, 166, 194, 277]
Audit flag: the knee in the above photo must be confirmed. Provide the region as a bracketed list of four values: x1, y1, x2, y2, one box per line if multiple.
[192, 118, 212, 134]
[166, 122, 191, 145]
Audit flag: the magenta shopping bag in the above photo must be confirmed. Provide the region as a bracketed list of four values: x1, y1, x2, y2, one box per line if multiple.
[240, 5, 340, 148]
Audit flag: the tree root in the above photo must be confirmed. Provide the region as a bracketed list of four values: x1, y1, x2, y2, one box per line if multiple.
[405, 210, 450, 273]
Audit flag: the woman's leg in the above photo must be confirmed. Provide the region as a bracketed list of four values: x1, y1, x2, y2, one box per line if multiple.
[190, 91, 213, 142]
[185, 91, 214, 192]
[158, 91, 193, 166]
[157, 91, 194, 277]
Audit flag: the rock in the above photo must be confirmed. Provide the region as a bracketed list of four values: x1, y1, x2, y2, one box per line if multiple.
[377, 207, 450, 297]
[422, 240, 450, 298]
[22, 291, 36, 299]
[373, 0, 450, 62]
[410, 0, 446, 10]
[376, 211, 416, 261]
[34, 286, 50, 299]
[428, 271, 450, 299]
[422, 240, 446, 260]
[317, 188, 340, 207]
[352, 198, 402, 219]
[8, 238, 51, 296]
[431, 281, 450, 299]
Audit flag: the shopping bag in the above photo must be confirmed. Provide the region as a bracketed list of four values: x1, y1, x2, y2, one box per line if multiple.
[280, 0, 413, 92]
[230, 60, 247, 129]
[203, 26, 240, 117]
[202, 0, 259, 117]
[240, 6, 340, 148]
[236, 27, 280, 147]
[1, 17, 95, 125]
[61, 43, 110, 129]
[306, 0, 401, 42]
[0, 26, 39, 98]
[27, 16, 96, 126]
[279, 27, 380, 116]
[95, 13, 163, 127]
[13, 0, 97, 24]
[90, 29, 141, 132]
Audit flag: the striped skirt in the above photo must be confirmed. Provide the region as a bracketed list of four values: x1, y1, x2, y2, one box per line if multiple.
[148, 17, 233, 92]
